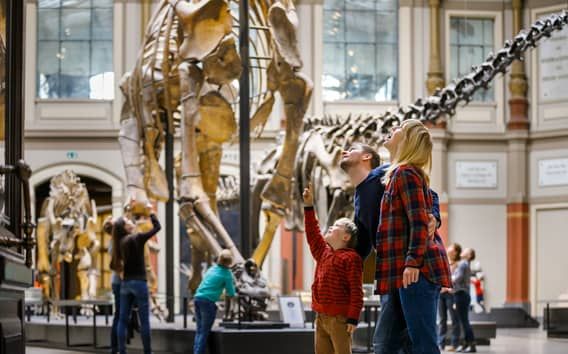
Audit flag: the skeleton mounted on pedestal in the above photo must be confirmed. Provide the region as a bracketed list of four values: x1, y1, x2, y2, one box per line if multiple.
[36, 171, 99, 316]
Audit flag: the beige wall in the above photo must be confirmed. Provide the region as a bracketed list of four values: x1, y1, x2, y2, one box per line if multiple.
[448, 204, 507, 309]
[531, 206, 568, 315]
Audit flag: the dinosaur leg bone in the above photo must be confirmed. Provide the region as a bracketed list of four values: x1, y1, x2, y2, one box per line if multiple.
[178, 61, 244, 263]
[261, 70, 313, 210]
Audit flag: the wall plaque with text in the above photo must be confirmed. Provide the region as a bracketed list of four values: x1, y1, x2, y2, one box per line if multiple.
[456, 161, 498, 189]
[539, 25, 568, 101]
[539, 158, 568, 187]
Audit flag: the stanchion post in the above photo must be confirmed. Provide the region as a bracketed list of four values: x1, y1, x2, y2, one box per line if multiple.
[183, 297, 188, 329]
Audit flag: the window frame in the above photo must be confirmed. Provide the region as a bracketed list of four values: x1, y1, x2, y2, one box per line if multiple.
[445, 12, 499, 105]
[448, 16, 495, 102]
[321, 0, 399, 103]
[443, 9, 505, 133]
[35, 0, 114, 101]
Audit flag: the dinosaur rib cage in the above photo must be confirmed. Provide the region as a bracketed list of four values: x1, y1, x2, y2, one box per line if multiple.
[127, 0, 273, 144]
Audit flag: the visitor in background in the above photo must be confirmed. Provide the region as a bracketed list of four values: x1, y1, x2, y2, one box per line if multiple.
[453, 248, 477, 352]
[303, 184, 363, 354]
[374, 119, 452, 354]
[438, 243, 461, 352]
[193, 249, 236, 354]
[470, 260, 486, 313]
[116, 207, 161, 354]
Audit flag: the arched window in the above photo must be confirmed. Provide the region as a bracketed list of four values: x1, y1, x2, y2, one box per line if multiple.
[37, 0, 114, 99]
[323, 0, 398, 102]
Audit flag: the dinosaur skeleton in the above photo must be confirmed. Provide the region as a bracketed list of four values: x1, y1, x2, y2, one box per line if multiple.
[118, 0, 311, 315]
[36, 171, 99, 314]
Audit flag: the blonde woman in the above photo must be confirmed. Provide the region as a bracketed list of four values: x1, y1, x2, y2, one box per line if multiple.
[373, 119, 452, 354]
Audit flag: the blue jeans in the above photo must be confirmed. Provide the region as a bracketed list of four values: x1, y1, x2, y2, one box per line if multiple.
[193, 297, 217, 354]
[454, 291, 475, 343]
[374, 275, 441, 354]
[373, 292, 412, 354]
[438, 292, 459, 347]
[117, 280, 151, 354]
[111, 281, 121, 353]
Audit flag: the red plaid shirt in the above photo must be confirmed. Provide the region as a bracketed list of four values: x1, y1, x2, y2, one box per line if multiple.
[375, 165, 451, 294]
[304, 207, 363, 324]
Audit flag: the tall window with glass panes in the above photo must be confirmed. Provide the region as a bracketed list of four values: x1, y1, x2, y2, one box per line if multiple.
[37, 0, 113, 99]
[449, 17, 494, 102]
[323, 0, 398, 102]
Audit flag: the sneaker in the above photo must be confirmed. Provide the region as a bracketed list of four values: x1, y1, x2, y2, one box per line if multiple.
[462, 344, 477, 353]
[446, 345, 457, 352]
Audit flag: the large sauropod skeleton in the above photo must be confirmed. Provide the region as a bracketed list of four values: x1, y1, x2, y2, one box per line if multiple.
[118, 0, 312, 306]
[250, 10, 568, 268]
[36, 171, 99, 313]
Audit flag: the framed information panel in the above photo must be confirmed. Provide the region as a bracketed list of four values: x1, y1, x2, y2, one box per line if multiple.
[456, 161, 498, 189]
[538, 158, 568, 187]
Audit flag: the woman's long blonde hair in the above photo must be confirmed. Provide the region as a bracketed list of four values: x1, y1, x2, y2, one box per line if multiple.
[384, 119, 433, 186]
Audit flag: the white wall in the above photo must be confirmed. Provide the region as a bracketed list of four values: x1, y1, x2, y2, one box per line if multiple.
[448, 204, 507, 309]
[532, 206, 568, 316]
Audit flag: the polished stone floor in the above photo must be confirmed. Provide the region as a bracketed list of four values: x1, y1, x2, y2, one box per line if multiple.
[26, 328, 568, 354]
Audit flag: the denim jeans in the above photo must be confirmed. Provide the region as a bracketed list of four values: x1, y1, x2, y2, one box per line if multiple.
[373, 292, 412, 354]
[117, 280, 151, 354]
[193, 297, 217, 354]
[438, 291, 460, 347]
[374, 274, 441, 354]
[111, 281, 121, 353]
[454, 291, 475, 343]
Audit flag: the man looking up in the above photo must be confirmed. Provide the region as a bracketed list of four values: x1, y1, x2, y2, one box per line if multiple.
[339, 142, 441, 261]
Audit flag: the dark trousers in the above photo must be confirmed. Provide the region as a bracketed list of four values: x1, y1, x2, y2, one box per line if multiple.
[373, 291, 412, 354]
[374, 275, 441, 354]
[111, 281, 121, 353]
[193, 297, 217, 354]
[117, 280, 151, 354]
[454, 291, 475, 343]
[438, 292, 459, 347]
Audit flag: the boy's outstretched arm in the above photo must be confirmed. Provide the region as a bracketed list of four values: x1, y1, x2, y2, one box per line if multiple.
[303, 185, 327, 262]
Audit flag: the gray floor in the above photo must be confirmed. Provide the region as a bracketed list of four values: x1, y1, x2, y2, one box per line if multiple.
[26, 328, 568, 354]
[27, 349, 88, 354]
[441, 328, 568, 354]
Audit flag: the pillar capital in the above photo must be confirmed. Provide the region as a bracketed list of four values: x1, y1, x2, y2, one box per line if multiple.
[426, 0, 445, 96]
[507, 0, 529, 131]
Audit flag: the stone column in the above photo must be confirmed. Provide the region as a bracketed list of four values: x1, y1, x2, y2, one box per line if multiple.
[508, 0, 530, 130]
[506, 0, 530, 311]
[426, 0, 449, 241]
[426, 0, 444, 96]
[430, 128, 449, 244]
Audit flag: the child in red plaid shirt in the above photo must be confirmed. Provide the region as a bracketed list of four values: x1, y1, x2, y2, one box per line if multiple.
[303, 184, 363, 354]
